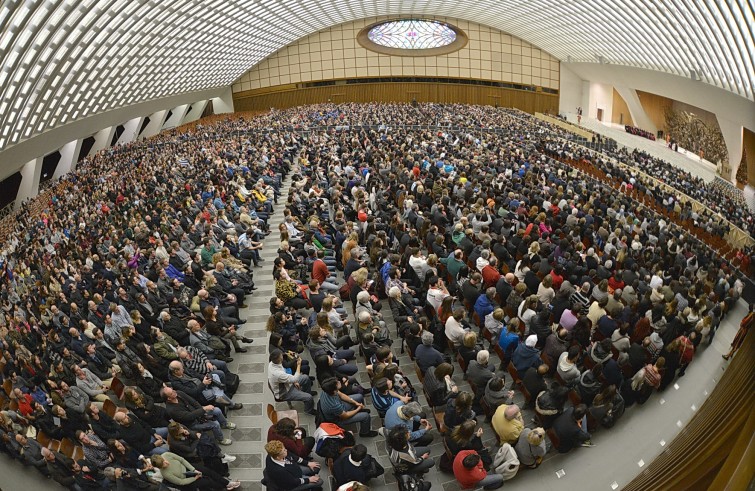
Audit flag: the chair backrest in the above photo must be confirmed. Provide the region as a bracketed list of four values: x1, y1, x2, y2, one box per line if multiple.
[267, 380, 283, 402]
[456, 352, 468, 373]
[110, 376, 125, 400]
[507, 361, 522, 385]
[546, 428, 561, 451]
[36, 430, 51, 448]
[266, 403, 278, 424]
[2, 378, 11, 396]
[102, 399, 117, 418]
[60, 437, 76, 458]
[414, 361, 425, 384]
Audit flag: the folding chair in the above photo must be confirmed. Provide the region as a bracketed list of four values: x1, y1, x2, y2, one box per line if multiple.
[266, 403, 299, 426]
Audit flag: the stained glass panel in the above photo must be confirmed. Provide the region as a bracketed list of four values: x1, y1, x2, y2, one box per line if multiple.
[367, 20, 457, 50]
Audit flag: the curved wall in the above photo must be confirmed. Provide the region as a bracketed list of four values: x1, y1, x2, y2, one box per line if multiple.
[231, 17, 560, 94]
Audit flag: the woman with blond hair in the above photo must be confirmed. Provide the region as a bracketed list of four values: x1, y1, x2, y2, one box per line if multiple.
[514, 427, 547, 468]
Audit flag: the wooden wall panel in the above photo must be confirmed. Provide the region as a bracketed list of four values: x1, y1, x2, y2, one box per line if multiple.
[233, 82, 558, 114]
[637, 90, 673, 132]
[623, 327, 755, 491]
[611, 89, 634, 126]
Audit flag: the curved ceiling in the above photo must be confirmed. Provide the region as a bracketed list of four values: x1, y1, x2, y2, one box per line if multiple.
[0, 0, 752, 151]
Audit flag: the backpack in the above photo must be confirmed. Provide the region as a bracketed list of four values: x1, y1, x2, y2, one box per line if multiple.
[395, 472, 431, 491]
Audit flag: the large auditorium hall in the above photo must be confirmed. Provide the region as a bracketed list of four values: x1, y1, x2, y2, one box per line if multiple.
[0, 2, 753, 491]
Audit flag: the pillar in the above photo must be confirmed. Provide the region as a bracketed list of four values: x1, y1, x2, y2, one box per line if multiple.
[116, 117, 144, 146]
[162, 104, 190, 130]
[15, 157, 43, 211]
[716, 117, 743, 182]
[744, 129, 755, 213]
[211, 88, 235, 114]
[614, 86, 657, 134]
[181, 100, 209, 125]
[89, 126, 116, 155]
[137, 110, 168, 140]
[53, 139, 83, 180]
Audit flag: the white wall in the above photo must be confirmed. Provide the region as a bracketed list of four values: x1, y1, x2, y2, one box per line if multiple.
[558, 65, 584, 115]
[587, 81, 613, 122]
[565, 63, 755, 133]
[564, 62, 755, 171]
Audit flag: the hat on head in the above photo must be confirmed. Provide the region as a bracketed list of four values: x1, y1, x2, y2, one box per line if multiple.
[399, 402, 423, 419]
[525, 335, 538, 347]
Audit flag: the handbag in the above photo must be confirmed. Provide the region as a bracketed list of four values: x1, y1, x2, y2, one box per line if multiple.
[396, 472, 430, 491]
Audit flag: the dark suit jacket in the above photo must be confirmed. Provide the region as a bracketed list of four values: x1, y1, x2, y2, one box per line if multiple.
[333, 448, 371, 486]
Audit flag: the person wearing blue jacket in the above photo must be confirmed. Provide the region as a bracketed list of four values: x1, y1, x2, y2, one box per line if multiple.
[511, 335, 541, 375]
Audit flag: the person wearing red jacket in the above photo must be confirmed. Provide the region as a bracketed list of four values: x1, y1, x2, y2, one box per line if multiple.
[452, 449, 503, 489]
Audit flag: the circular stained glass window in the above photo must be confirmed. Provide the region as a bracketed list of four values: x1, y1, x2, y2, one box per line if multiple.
[367, 20, 458, 50]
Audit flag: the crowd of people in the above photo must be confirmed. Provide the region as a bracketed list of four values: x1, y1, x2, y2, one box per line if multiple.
[624, 125, 656, 141]
[260, 103, 749, 490]
[0, 102, 749, 491]
[0, 114, 294, 489]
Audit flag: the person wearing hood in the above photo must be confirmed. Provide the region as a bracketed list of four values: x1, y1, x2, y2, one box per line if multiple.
[511, 335, 541, 375]
[484, 308, 505, 339]
[534, 384, 569, 429]
[647, 332, 663, 362]
[556, 346, 581, 386]
[588, 338, 614, 364]
[530, 309, 553, 346]
[544, 329, 569, 366]
[577, 363, 604, 405]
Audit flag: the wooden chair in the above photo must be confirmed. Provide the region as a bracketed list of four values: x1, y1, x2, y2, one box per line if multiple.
[36, 431, 51, 449]
[482, 327, 494, 344]
[59, 438, 76, 458]
[414, 362, 425, 384]
[2, 378, 11, 396]
[405, 338, 415, 361]
[568, 390, 582, 407]
[519, 382, 533, 406]
[48, 439, 62, 452]
[480, 396, 494, 420]
[110, 376, 125, 400]
[71, 445, 84, 461]
[267, 380, 294, 408]
[456, 352, 468, 374]
[546, 428, 561, 452]
[103, 399, 118, 418]
[507, 361, 522, 386]
[266, 403, 299, 427]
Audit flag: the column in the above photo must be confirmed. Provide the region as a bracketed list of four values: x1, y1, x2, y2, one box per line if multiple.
[139, 110, 168, 139]
[181, 100, 208, 125]
[716, 116, 743, 182]
[53, 139, 83, 180]
[744, 129, 755, 213]
[116, 117, 144, 145]
[14, 157, 43, 211]
[212, 88, 235, 114]
[162, 104, 190, 130]
[89, 126, 116, 155]
[614, 86, 657, 134]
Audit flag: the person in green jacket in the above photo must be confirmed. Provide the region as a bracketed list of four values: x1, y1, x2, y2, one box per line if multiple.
[151, 452, 240, 490]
